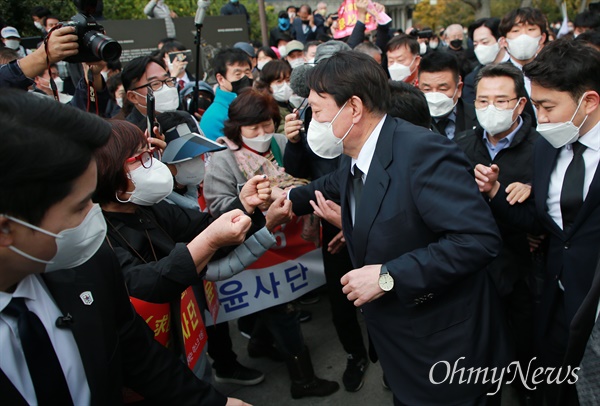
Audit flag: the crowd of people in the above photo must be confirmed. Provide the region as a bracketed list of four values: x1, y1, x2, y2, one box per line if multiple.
[1, 1, 600, 405]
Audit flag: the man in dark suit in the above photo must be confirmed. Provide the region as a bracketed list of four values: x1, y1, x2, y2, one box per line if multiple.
[279, 51, 509, 405]
[0, 91, 246, 406]
[476, 39, 600, 404]
[418, 52, 478, 140]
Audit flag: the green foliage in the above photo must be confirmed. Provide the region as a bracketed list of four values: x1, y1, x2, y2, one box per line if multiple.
[0, 0, 76, 37]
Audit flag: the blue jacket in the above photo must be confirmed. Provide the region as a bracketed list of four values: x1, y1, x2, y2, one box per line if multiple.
[200, 87, 237, 141]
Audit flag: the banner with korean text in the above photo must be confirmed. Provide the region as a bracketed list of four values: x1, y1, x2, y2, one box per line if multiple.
[333, 0, 392, 39]
[206, 216, 325, 325]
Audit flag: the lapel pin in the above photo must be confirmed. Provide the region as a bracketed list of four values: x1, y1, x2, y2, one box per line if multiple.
[80, 291, 94, 306]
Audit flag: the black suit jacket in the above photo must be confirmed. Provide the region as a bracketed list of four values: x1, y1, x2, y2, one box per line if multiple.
[290, 116, 510, 404]
[431, 98, 477, 138]
[490, 136, 600, 340]
[0, 243, 226, 406]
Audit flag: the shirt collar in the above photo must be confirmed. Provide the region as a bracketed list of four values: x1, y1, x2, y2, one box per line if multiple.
[578, 119, 600, 152]
[351, 115, 387, 177]
[0, 274, 38, 312]
[482, 115, 523, 147]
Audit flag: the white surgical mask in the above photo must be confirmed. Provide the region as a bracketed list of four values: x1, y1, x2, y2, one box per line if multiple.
[272, 82, 293, 102]
[34, 21, 43, 30]
[388, 57, 416, 82]
[101, 70, 109, 81]
[154, 85, 180, 112]
[5, 204, 107, 272]
[306, 58, 315, 64]
[419, 42, 427, 55]
[429, 41, 439, 50]
[121, 160, 174, 205]
[536, 94, 589, 149]
[307, 101, 354, 159]
[257, 60, 269, 70]
[289, 58, 304, 69]
[278, 45, 287, 58]
[174, 157, 205, 186]
[116, 97, 124, 108]
[476, 99, 521, 136]
[242, 133, 274, 153]
[4, 39, 19, 50]
[474, 43, 500, 66]
[506, 34, 541, 61]
[425, 89, 458, 118]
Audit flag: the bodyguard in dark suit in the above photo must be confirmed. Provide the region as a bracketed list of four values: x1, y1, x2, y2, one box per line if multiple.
[475, 39, 600, 404]
[0, 91, 244, 406]
[419, 52, 478, 139]
[280, 51, 509, 405]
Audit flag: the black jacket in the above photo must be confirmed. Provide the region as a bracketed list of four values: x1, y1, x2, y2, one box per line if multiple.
[455, 113, 540, 295]
[431, 98, 477, 139]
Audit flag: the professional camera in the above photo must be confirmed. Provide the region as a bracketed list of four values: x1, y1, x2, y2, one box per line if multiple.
[61, 0, 122, 63]
[409, 28, 433, 39]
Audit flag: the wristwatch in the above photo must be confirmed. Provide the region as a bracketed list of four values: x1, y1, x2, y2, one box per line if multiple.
[378, 264, 394, 292]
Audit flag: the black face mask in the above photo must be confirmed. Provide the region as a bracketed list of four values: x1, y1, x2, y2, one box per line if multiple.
[230, 76, 253, 94]
[450, 39, 463, 49]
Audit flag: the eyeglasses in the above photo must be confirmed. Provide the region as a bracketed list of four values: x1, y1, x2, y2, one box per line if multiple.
[131, 77, 176, 92]
[125, 147, 161, 169]
[474, 97, 519, 110]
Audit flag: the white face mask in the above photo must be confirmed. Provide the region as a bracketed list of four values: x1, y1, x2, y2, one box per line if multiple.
[537, 94, 589, 149]
[289, 58, 305, 69]
[53, 77, 64, 93]
[476, 99, 521, 136]
[425, 89, 458, 118]
[154, 85, 180, 112]
[307, 100, 354, 159]
[419, 42, 427, 55]
[242, 133, 274, 153]
[306, 58, 315, 64]
[174, 157, 205, 186]
[257, 60, 269, 70]
[474, 43, 500, 66]
[506, 34, 541, 61]
[116, 97, 124, 108]
[4, 39, 19, 50]
[429, 41, 439, 50]
[121, 159, 174, 206]
[4, 204, 107, 272]
[272, 82, 293, 102]
[278, 45, 288, 58]
[388, 57, 416, 82]
[101, 70, 109, 81]
[34, 21, 43, 30]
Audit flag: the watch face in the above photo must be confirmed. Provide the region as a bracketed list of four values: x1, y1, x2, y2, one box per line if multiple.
[379, 273, 394, 292]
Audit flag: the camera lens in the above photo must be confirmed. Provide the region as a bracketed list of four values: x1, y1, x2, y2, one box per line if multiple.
[83, 31, 122, 61]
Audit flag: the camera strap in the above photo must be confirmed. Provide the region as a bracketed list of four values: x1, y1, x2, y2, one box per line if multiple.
[43, 25, 63, 103]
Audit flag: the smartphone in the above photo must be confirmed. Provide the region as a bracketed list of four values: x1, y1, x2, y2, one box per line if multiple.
[146, 87, 157, 136]
[168, 50, 192, 64]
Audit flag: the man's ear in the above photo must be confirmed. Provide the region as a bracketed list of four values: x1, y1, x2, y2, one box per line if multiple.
[349, 95, 364, 123]
[126, 90, 138, 105]
[215, 73, 226, 88]
[0, 218, 13, 247]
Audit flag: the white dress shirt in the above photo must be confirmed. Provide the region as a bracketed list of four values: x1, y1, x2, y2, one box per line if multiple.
[350, 115, 387, 224]
[0, 274, 91, 405]
[546, 120, 600, 230]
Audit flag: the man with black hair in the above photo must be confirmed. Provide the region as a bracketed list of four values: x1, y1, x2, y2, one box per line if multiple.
[31, 6, 51, 33]
[0, 90, 247, 406]
[576, 30, 600, 50]
[574, 10, 600, 37]
[270, 11, 293, 48]
[292, 4, 325, 44]
[476, 39, 600, 404]
[418, 51, 477, 139]
[200, 48, 252, 141]
[386, 34, 420, 85]
[388, 80, 431, 128]
[282, 50, 508, 405]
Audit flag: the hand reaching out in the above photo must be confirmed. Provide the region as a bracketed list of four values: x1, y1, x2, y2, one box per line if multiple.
[284, 112, 303, 143]
[505, 182, 531, 205]
[474, 164, 501, 198]
[310, 190, 342, 229]
[266, 194, 293, 231]
[239, 175, 271, 214]
[202, 209, 252, 250]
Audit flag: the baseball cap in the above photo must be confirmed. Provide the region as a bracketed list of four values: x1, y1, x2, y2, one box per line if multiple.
[162, 124, 225, 164]
[234, 42, 256, 58]
[315, 41, 352, 63]
[1, 26, 21, 39]
[285, 40, 304, 56]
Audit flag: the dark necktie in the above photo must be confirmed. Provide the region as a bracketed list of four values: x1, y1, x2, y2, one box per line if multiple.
[352, 165, 364, 214]
[577, 318, 600, 405]
[3, 297, 74, 405]
[560, 142, 587, 231]
[436, 117, 452, 137]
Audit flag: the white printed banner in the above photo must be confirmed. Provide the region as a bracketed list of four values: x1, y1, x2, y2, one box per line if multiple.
[205, 216, 325, 325]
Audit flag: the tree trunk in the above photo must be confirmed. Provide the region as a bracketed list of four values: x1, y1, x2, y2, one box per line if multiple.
[475, 0, 491, 19]
[580, 0, 588, 13]
[520, 0, 533, 7]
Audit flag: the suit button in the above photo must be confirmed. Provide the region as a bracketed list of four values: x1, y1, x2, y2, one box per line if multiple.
[564, 242, 570, 249]
[427, 293, 434, 299]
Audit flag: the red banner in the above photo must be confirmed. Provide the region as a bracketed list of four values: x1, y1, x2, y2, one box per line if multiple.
[180, 287, 207, 370]
[203, 280, 219, 324]
[129, 297, 171, 347]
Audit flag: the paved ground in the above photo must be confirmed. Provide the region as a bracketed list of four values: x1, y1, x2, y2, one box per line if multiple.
[211, 290, 521, 406]
[212, 290, 393, 405]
